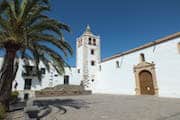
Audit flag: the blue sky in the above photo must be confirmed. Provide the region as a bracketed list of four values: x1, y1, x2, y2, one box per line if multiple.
[49, 0, 180, 66]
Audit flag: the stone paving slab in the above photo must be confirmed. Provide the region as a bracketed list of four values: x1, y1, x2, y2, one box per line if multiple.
[7, 94, 180, 120]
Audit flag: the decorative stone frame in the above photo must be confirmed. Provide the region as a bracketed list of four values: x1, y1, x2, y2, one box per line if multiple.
[133, 62, 159, 95]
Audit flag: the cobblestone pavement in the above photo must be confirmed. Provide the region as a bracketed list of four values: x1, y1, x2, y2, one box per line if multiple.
[7, 94, 180, 120]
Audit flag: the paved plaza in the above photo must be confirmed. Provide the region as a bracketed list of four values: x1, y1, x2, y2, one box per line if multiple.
[8, 94, 180, 120]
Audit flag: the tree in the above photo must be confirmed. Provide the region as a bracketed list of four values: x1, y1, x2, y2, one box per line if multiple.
[0, 0, 72, 110]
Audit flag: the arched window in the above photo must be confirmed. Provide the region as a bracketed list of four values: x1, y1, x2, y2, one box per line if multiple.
[99, 65, 102, 71]
[91, 49, 94, 55]
[93, 39, 96, 45]
[116, 61, 120, 68]
[88, 38, 91, 45]
[77, 69, 80, 73]
[91, 61, 95, 66]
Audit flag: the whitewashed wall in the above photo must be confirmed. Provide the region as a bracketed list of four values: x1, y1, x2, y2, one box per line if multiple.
[94, 37, 180, 98]
[2, 30, 180, 98]
[10, 60, 80, 91]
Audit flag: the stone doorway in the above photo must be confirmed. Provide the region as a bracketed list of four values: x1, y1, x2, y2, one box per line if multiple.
[139, 70, 155, 95]
[133, 53, 158, 95]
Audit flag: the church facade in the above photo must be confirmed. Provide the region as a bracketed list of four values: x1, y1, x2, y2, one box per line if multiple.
[10, 25, 180, 98]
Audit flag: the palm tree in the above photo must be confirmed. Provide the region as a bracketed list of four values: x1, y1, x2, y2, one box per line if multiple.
[0, 0, 72, 110]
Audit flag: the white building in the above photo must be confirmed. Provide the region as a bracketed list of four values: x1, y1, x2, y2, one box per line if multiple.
[76, 25, 101, 90]
[10, 25, 180, 98]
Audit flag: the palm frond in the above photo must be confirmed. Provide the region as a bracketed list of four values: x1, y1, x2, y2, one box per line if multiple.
[9, 0, 17, 20]
[0, 0, 72, 77]
[39, 53, 50, 72]
[21, 0, 49, 21]
[28, 20, 63, 36]
[29, 44, 42, 80]
[0, 17, 10, 31]
[29, 33, 73, 57]
[13, 0, 20, 16]
[0, 0, 8, 14]
[33, 43, 68, 74]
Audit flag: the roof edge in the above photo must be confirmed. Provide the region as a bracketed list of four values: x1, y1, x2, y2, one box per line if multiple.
[102, 32, 180, 63]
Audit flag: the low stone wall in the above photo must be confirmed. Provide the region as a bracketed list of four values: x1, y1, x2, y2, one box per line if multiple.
[43, 85, 85, 91]
[35, 90, 91, 97]
[35, 85, 91, 97]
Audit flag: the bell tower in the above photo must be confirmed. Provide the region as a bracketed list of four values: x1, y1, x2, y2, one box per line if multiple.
[76, 25, 101, 90]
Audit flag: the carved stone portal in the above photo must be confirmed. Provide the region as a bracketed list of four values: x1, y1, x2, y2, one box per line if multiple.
[134, 61, 158, 96]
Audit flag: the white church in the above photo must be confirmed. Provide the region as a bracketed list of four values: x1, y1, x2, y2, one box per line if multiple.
[9, 25, 180, 98]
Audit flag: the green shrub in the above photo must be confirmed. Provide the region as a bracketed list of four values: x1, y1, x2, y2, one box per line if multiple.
[11, 91, 19, 98]
[0, 103, 5, 120]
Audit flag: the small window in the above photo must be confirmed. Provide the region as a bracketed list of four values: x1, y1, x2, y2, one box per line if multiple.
[78, 69, 80, 73]
[41, 68, 46, 74]
[88, 38, 91, 45]
[24, 66, 33, 73]
[24, 79, 32, 90]
[91, 61, 95, 66]
[116, 61, 120, 68]
[177, 43, 180, 53]
[91, 49, 94, 55]
[93, 39, 96, 45]
[140, 53, 145, 62]
[24, 93, 29, 100]
[64, 75, 69, 85]
[99, 65, 102, 71]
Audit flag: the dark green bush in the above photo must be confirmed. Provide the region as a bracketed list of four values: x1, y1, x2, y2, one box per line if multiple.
[10, 91, 19, 103]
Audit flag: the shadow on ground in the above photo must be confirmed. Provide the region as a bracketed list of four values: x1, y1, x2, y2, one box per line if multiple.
[32, 98, 90, 119]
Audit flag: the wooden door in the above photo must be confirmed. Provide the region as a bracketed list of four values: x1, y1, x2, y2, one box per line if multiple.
[139, 71, 155, 95]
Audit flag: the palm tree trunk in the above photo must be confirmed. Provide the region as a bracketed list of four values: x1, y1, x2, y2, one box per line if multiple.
[0, 42, 19, 110]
